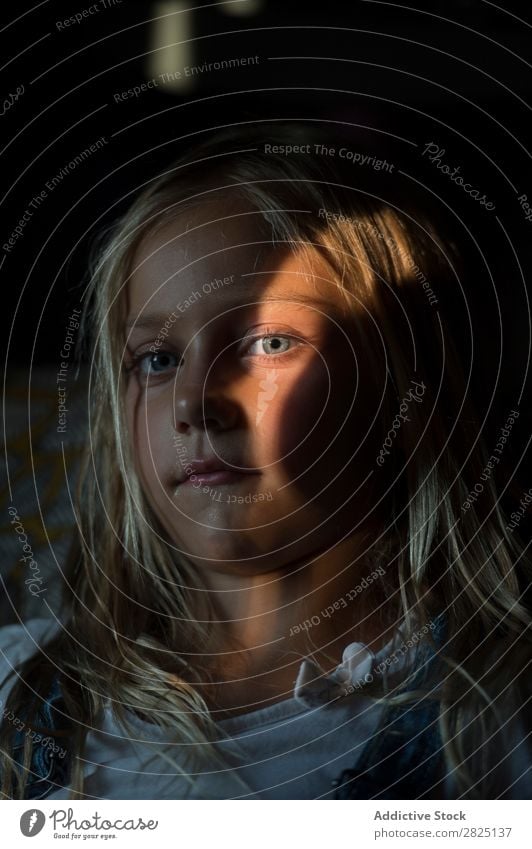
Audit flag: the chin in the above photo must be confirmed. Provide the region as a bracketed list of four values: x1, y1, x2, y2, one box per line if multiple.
[174, 531, 284, 575]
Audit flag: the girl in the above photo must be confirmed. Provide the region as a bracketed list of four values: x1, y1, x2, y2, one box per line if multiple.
[1, 122, 531, 800]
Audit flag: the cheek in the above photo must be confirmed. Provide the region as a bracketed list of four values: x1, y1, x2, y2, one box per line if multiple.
[125, 387, 170, 497]
[253, 359, 331, 463]
[263, 351, 379, 492]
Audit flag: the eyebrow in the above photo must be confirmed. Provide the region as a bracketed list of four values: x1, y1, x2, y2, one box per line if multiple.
[125, 293, 346, 329]
[126, 315, 177, 331]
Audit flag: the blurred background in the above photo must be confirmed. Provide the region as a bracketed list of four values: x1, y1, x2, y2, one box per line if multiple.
[1, 0, 532, 622]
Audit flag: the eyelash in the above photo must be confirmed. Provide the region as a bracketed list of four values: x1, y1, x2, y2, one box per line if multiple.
[126, 329, 303, 378]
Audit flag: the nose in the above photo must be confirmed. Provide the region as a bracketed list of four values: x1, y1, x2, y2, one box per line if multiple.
[173, 382, 239, 433]
[172, 344, 240, 433]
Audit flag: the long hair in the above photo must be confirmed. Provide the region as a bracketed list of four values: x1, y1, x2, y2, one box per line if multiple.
[2, 121, 531, 799]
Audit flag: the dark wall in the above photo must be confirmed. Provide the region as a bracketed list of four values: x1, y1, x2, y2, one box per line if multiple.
[2, 0, 531, 399]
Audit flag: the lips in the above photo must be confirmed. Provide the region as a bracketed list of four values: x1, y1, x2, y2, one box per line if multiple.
[177, 457, 258, 485]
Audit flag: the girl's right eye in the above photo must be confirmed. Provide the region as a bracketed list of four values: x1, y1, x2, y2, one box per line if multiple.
[130, 350, 181, 378]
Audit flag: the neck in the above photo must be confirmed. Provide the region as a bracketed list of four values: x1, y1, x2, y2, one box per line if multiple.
[193, 528, 391, 683]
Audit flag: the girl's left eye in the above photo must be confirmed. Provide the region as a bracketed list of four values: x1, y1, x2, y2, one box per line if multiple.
[245, 333, 300, 358]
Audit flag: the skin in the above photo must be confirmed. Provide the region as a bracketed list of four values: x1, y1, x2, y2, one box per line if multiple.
[123, 199, 392, 716]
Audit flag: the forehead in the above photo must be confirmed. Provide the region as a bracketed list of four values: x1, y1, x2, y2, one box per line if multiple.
[126, 201, 347, 321]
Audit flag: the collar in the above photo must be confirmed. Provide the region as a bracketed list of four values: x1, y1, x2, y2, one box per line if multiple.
[294, 613, 446, 708]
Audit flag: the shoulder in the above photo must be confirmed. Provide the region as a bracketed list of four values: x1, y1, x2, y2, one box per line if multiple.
[442, 656, 532, 799]
[486, 639, 532, 798]
[443, 710, 532, 800]
[493, 685, 532, 798]
[0, 618, 61, 701]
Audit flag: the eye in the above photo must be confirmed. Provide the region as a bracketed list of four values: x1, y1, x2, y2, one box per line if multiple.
[132, 350, 181, 377]
[245, 332, 299, 358]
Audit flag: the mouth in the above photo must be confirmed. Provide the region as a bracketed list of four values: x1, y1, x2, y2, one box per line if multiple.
[180, 470, 260, 487]
[176, 458, 260, 488]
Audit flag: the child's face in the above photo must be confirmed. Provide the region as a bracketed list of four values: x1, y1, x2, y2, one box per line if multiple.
[123, 201, 382, 575]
